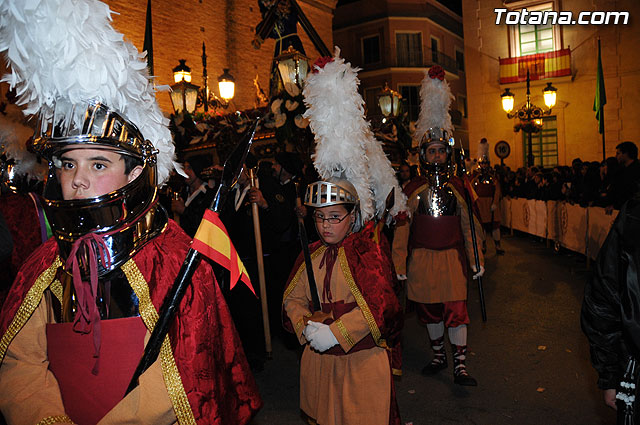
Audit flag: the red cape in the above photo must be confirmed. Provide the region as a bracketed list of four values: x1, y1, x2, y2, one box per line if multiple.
[0, 220, 262, 425]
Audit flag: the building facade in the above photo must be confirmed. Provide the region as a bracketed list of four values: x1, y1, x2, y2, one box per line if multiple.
[463, 0, 640, 168]
[102, 0, 337, 115]
[333, 0, 469, 151]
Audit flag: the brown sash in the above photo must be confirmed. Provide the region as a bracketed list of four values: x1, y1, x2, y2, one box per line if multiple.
[315, 300, 376, 356]
[46, 316, 147, 425]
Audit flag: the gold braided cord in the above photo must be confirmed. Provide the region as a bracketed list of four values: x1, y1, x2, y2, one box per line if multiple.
[282, 245, 327, 303]
[334, 319, 355, 349]
[121, 259, 195, 425]
[295, 318, 305, 335]
[337, 248, 382, 344]
[50, 279, 63, 304]
[36, 414, 75, 425]
[0, 256, 61, 362]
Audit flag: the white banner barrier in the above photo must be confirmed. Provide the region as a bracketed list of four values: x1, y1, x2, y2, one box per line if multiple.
[502, 198, 617, 258]
[510, 198, 528, 233]
[501, 198, 511, 228]
[586, 207, 619, 260]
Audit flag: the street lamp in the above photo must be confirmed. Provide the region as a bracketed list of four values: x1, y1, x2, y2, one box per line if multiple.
[170, 59, 200, 114]
[218, 68, 236, 104]
[275, 46, 310, 93]
[501, 70, 557, 167]
[378, 82, 402, 118]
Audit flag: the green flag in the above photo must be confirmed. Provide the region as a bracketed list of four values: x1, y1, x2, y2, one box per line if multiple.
[593, 38, 606, 134]
[143, 0, 154, 76]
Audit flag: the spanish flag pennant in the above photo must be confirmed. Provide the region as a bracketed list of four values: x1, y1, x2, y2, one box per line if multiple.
[192, 209, 255, 294]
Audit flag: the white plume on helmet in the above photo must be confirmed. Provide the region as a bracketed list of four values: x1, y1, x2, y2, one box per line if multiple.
[0, 0, 179, 183]
[415, 67, 454, 142]
[303, 47, 406, 223]
[478, 138, 490, 161]
[0, 103, 47, 179]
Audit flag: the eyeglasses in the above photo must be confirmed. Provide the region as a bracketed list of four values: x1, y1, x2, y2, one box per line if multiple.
[313, 211, 350, 224]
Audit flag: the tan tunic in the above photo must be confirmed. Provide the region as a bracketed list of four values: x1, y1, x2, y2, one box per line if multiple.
[283, 248, 391, 425]
[392, 185, 484, 304]
[0, 292, 176, 425]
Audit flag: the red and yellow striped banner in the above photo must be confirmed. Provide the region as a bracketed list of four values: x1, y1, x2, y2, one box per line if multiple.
[500, 48, 571, 84]
[192, 209, 254, 294]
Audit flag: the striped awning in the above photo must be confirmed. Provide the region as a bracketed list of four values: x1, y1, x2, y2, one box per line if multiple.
[500, 49, 571, 84]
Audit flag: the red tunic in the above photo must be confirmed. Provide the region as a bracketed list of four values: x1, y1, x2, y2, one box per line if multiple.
[0, 220, 262, 425]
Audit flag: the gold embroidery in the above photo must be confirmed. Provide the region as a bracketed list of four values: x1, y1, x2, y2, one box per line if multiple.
[337, 248, 382, 344]
[50, 279, 63, 304]
[282, 245, 327, 303]
[121, 259, 196, 425]
[0, 257, 61, 362]
[392, 368, 403, 376]
[334, 319, 355, 348]
[295, 317, 306, 335]
[36, 415, 75, 425]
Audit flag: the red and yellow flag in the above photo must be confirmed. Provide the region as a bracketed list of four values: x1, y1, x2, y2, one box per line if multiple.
[192, 209, 254, 294]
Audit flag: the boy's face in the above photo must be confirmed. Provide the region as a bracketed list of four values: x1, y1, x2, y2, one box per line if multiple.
[57, 147, 142, 200]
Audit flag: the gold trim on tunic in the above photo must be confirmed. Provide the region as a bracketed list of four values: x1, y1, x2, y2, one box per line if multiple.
[0, 256, 61, 362]
[36, 414, 75, 425]
[50, 279, 63, 304]
[282, 245, 327, 304]
[121, 259, 196, 425]
[334, 319, 355, 348]
[337, 247, 383, 345]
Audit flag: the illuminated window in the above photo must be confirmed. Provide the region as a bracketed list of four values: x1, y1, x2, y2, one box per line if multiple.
[523, 116, 558, 167]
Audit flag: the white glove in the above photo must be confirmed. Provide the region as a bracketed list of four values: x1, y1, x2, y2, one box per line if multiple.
[471, 265, 485, 280]
[303, 322, 317, 341]
[305, 321, 339, 352]
[396, 273, 407, 281]
[490, 203, 497, 212]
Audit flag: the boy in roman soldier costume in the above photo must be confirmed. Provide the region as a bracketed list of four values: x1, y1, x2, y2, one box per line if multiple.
[471, 138, 504, 255]
[282, 50, 406, 425]
[392, 65, 484, 386]
[0, 0, 261, 423]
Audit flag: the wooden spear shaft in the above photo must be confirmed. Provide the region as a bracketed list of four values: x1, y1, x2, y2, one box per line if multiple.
[249, 168, 272, 356]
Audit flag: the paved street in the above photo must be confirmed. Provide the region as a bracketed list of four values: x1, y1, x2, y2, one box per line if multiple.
[249, 231, 613, 425]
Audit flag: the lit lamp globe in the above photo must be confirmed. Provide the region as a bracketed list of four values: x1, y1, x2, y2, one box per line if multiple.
[543, 82, 557, 109]
[275, 46, 310, 94]
[170, 59, 200, 114]
[378, 83, 402, 118]
[218, 68, 236, 104]
[501, 88, 515, 114]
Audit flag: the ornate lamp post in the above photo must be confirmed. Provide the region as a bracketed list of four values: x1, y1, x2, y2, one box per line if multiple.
[275, 46, 310, 93]
[170, 59, 200, 114]
[377, 82, 402, 119]
[501, 70, 557, 167]
[200, 43, 236, 112]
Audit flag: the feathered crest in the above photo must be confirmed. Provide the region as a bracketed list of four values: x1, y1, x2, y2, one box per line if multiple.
[0, 0, 178, 183]
[0, 103, 47, 180]
[415, 65, 454, 141]
[303, 47, 406, 222]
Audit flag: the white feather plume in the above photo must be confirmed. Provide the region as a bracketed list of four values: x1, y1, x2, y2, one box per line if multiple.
[303, 47, 374, 221]
[478, 138, 489, 158]
[0, 103, 47, 179]
[303, 47, 406, 222]
[362, 125, 407, 220]
[415, 68, 454, 140]
[0, 0, 178, 183]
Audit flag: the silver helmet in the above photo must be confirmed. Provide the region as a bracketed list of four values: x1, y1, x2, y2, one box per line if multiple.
[30, 101, 167, 279]
[304, 177, 362, 232]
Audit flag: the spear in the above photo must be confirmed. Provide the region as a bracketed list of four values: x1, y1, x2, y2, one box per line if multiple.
[464, 188, 487, 322]
[125, 119, 259, 395]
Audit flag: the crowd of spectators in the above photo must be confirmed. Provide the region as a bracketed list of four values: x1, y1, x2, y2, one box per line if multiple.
[496, 141, 640, 211]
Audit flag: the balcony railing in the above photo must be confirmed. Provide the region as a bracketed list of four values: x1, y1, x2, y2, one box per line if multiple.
[499, 48, 571, 84]
[361, 47, 461, 74]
